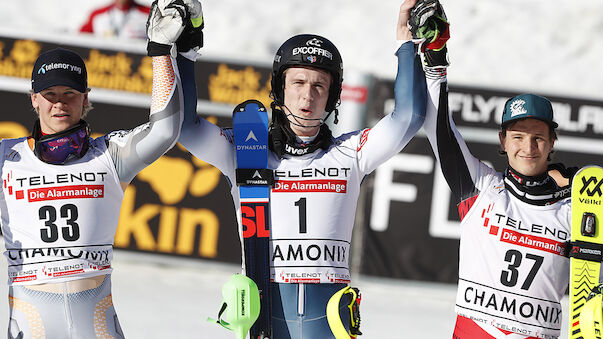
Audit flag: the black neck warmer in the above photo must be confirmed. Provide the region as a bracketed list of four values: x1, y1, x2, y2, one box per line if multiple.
[504, 166, 571, 206]
[268, 104, 333, 158]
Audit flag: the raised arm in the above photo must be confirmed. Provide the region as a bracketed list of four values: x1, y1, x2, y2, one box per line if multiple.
[423, 71, 486, 202]
[106, 0, 202, 187]
[356, 0, 427, 174]
[411, 0, 488, 203]
[176, 32, 236, 176]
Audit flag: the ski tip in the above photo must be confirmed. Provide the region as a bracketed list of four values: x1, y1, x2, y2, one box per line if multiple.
[233, 99, 267, 114]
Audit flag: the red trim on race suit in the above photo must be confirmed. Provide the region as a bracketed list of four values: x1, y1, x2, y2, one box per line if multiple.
[457, 194, 478, 220]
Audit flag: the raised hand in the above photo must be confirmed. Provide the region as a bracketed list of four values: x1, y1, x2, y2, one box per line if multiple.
[146, 0, 203, 56]
[397, 0, 418, 41]
[408, 0, 450, 70]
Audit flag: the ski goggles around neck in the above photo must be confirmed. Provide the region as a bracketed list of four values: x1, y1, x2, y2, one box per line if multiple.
[33, 120, 89, 165]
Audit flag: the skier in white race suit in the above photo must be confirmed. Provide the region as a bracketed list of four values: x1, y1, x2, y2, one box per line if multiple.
[0, 1, 202, 337]
[177, 1, 428, 337]
[408, 0, 584, 338]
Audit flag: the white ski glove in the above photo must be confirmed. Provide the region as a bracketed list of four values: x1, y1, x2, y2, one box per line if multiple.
[146, 0, 203, 56]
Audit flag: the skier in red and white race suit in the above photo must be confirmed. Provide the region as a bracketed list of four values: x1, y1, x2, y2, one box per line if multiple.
[0, 1, 201, 337]
[409, 0, 579, 338]
[177, 1, 426, 337]
[79, 0, 150, 40]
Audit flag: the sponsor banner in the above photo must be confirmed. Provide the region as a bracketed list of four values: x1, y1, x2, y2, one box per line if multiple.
[369, 82, 603, 139]
[446, 85, 603, 139]
[0, 36, 274, 106]
[0, 38, 151, 94]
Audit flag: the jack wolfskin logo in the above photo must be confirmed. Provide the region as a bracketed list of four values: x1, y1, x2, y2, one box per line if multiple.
[580, 176, 603, 197]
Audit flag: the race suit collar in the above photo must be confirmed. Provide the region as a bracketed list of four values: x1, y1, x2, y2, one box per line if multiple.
[503, 166, 570, 206]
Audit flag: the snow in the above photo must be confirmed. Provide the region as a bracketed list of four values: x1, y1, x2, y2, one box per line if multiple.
[0, 0, 601, 100]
